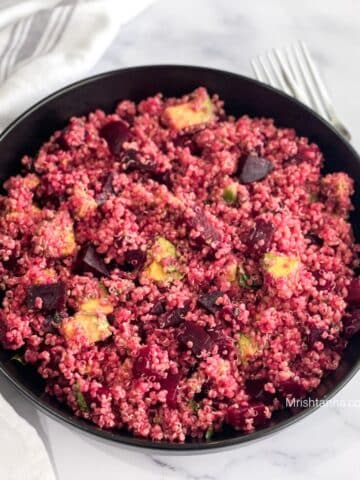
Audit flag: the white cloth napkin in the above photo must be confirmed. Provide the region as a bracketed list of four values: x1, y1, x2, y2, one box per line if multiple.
[0, 0, 153, 131]
[0, 1, 152, 479]
[0, 394, 56, 480]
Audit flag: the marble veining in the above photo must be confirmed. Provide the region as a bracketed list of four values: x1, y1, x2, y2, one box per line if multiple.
[1, 0, 359, 478]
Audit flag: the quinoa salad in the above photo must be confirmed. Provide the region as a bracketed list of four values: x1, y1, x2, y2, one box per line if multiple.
[0, 87, 359, 443]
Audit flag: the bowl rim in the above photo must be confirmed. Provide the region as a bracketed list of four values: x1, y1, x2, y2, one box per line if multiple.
[0, 64, 359, 452]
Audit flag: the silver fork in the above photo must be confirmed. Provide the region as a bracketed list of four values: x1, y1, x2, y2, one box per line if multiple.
[251, 41, 351, 141]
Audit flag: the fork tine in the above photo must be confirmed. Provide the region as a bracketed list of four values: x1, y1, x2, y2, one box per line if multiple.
[292, 42, 328, 118]
[283, 46, 312, 106]
[257, 56, 277, 88]
[299, 42, 333, 117]
[251, 59, 266, 83]
[267, 50, 292, 95]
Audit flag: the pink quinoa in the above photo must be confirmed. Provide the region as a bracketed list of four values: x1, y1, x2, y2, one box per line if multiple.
[0, 87, 359, 442]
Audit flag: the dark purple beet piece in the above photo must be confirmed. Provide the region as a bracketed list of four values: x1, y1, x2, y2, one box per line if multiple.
[198, 291, 224, 314]
[305, 232, 324, 247]
[187, 206, 221, 246]
[178, 322, 215, 355]
[343, 309, 360, 338]
[280, 379, 306, 399]
[120, 149, 140, 170]
[122, 249, 147, 272]
[251, 403, 269, 427]
[26, 282, 66, 313]
[96, 173, 114, 206]
[245, 219, 274, 255]
[347, 278, 360, 305]
[161, 372, 181, 408]
[73, 243, 110, 277]
[245, 379, 275, 405]
[307, 326, 324, 345]
[150, 301, 165, 316]
[237, 154, 273, 184]
[226, 405, 247, 429]
[100, 120, 130, 155]
[132, 346, 157, 379]
[159, 306, 189, 328]
[208, 327, 232, 355]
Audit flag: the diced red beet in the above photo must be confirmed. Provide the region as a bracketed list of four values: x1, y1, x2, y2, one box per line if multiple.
[26, 282, 66, 313]
[161, 372, 181, 408]
[100, 120, 130, 155]
[150, 301, 166, 316]
[178, 322, 215, 355]
[73, 243, 110, 277]
[245, 219, 274, 255]
[280, 379, 306, 399]
[343, 309, 360, 338]
[347, 278, 360, 305]
[95, 173, 114, 206]
[122, 249, 147, 272]
[120, 149, 140, 170]
[132, 346, 158, 379]
[159, 306, 189, 328]
[120, 149, 156, 174]
[307, 327, 324, 345]
[305, 232, 324, 247]
[198, 291, 224, 314]
[208, 327, 232, 355]
[187, 206, 222, 246]
[226, 405, 247, 429]
[245, 379, 275, 405]
[251, 402, 269, 427]
[237, 154, 273, 184]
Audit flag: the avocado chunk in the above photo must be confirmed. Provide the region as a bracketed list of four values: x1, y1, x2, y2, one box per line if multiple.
[237, 334, 257, 363]
[225, 262, 238, 283]
[263, 253, 300, 278]
[164, 90, 214, 130]
[71, 185, 97, 219]
[146, 237, 181, 282]
[62, 311, 111, 344]
[222, 183, 238, 204]
[62, 283, 113, 344]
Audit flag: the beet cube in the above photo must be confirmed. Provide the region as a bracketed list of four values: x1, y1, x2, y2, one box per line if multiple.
[26, 282, 66, 313]
[74, 243, 110, 277]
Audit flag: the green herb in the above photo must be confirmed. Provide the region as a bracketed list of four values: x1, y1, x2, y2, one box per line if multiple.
[73, 383, 88, 412]
[11, 353, 26, 366]
[52, 311, 62, 324]
[188, 399, 200, 413]
[222, 184, 237, 204]
[309, 193, 318, 203]
[238, 271, 251, 288]
[205, 426, 214, 441]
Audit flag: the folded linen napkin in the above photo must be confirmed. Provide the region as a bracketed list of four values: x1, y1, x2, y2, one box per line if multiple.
[0, 0, 153, 131]
[0, 1, 152, 478]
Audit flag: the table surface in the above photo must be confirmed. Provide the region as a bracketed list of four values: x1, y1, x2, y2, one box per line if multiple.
[1, 0, 359, 478]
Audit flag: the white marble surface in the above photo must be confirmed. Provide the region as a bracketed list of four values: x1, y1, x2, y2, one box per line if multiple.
[1, 0, 360, 478]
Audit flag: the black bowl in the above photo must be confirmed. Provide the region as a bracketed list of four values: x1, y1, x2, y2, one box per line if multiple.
[0, 65, 359, 452]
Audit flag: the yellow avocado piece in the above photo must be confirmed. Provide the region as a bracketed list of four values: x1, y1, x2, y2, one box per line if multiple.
[222, 183, 238, 204]
[164, 97, 214, 130]
[263, 253, 300, 279]
[80, 296, 114, 315]
[147, 261, 168, 281]
[61, 227, 76, 257]
[237, 334, 257, 362]
[152, 237, 176, 262]
[225, 262, 238, 283]
[145, 237, 181, 282]
[62, 312, 111, 344]
[72, 186, 97, 219]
